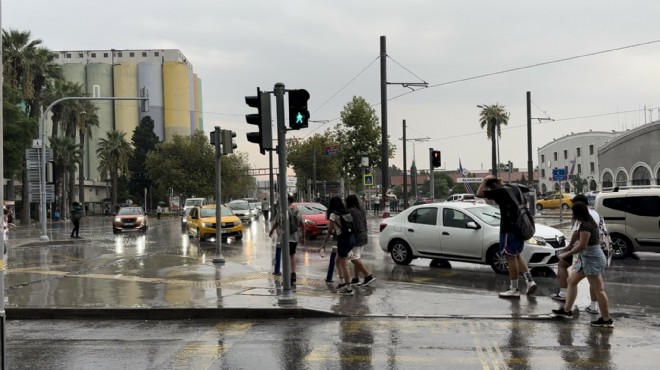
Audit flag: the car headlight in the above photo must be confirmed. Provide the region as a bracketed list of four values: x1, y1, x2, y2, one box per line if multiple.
[304, 219, 316, 226]
[526, 237, 546, 246]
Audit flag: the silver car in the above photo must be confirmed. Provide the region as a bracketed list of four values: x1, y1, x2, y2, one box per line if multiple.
[228, 200, 252, 224]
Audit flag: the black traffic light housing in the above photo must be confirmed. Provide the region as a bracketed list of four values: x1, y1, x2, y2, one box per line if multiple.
[245, 87, 273, 155]
[432, 150, 441, 168]
[288, 89, 310, 129]
[221, 129, 237, 155]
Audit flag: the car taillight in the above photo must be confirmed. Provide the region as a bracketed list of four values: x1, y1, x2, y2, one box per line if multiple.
[379, 223, 387, 232]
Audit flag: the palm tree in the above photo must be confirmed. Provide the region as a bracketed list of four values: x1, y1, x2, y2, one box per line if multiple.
[50, 136, 82, 219]
[3, 29, 63, 225]
[97, 130, 132, 211]
[478, 104, 510, 177]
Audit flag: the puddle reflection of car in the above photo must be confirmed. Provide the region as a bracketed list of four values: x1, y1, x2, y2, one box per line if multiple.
[187, 204, 242, 241]
[113, 206, 148, 234]
[379, 202, 565, 274]
[292, 202, 328, 239]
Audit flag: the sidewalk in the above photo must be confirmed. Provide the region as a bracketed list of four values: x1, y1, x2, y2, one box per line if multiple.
[3, 216, 587, 322]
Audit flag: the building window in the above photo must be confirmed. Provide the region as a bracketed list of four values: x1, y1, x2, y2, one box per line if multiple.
[91, 53, 96, 58]
[541, 154, 545, 163]
[632, 167, 651, 186]
[553, 152, 557, 161]
[589, 144, 594, 155]
[616, 171, 628, 187]
[590, 162, 595, 173]
[117, 52, 123, 57]
[66, 53, 71, 58]
[577, 164, 582, 173]
[54, 54, 59, 59]
[142, 52, 147, 57]
[78, 53, 83, 58]
[154, 51, 160, 57]
[563, 150, 568, 159]
[564, 166, 569, 174]
[129, 52, 135, 57]
[541, 169, 545, 178]
[576, 147, 581, 157]
[602, 173, 613, 188]
[104, 52, 108, 57]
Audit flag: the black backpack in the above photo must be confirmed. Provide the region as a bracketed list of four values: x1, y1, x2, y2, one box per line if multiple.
[337, 212, 354, 235]
[288, 208, 300, 235]
[505, 185, 536, 240]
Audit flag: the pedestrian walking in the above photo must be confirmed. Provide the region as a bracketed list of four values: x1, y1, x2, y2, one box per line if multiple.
[157, 205, 162, 220]
[321, 196, 356, 295]
[70, 201, 83, 238]
[476, 176, 537, 298]
[373, 197, 380, 214]
[552, 202, 613, 328]
[262, 198, 270, 221]
[345, 194, 376, 287]
[551, 194, 610, 315]
[269, 195, 304, 286]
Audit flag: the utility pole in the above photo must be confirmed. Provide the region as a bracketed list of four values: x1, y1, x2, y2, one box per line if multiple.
[212, 127, 225, 264]
[402, 120, 407, 209]
[429, 148, 435, 200]
[527, 91, 553, 215]
[380, 36, 389, 217]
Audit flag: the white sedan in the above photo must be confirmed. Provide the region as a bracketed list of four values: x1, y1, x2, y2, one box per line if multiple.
[379, 202, 566, 274]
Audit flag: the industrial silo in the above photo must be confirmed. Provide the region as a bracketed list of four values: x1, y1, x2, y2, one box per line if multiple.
[86, 63, 114, 181]
[137, 62, 165, 141]
[163, 61, 191, 141]
[113, 62, 139, 137]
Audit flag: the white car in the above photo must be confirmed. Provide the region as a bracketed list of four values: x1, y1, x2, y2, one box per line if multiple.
[228, 200, 252, 224]
[379, 202, 566, 274]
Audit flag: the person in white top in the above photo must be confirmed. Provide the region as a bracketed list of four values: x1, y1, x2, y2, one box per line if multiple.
[551, 194, 610, 315]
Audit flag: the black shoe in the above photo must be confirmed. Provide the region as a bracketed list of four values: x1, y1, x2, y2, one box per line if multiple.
[551, 308, 574, 319]
[335, 283, 347, 290]
[350, 278, 360, 286]
[362, 275, 376, 286]
[290, 273, 296, 285]
[591, 317, 614, 328]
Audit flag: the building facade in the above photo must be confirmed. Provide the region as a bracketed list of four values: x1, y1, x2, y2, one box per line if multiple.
[53, 49, 204, 188]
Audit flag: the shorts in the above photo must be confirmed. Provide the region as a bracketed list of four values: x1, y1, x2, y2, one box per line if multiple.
[337, 234, 356, 258]
[288, 241, 297, 255]
[577, 246, 606, 275]
[500, 232, 524, 256]
[348, 246, 363, 260]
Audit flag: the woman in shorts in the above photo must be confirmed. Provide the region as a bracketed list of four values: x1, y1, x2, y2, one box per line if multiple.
[321, 196, 355, 296]
[345, 194, 375, 287]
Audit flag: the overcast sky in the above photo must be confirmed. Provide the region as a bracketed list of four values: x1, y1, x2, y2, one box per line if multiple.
[5, 1, 660, 176]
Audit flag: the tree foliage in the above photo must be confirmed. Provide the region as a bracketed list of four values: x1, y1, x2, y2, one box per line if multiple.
[97, 130, 132, 209]
[286, 132, 341, 193]
[128, 116, 161, 203]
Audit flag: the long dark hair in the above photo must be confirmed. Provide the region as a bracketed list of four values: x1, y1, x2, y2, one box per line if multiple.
[326, 196, 347, 219]
[572, 202, 596, 227]
[345, 194, 361, 210]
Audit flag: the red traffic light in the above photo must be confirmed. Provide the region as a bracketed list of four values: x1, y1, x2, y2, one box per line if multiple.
[432, 150, 441, 168]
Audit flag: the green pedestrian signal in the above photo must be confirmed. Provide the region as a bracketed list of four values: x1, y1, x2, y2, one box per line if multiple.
[288, 89, 310, 129]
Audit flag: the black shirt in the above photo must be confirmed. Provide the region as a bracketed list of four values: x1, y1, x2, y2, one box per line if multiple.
[483, 184, 529, 233]
[578, 220, 601, 246]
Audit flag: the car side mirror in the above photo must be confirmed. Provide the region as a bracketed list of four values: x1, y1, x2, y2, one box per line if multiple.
[466, 221, 481, 230]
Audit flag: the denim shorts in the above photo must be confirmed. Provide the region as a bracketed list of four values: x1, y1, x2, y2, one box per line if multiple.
[499, 233, 525, 256]
[577, 246, 606, 275]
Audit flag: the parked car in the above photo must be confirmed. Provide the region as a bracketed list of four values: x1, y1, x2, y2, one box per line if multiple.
[182, 197, 206, 215]
[292, 202, 329, 239]
[227, 200, 252, 224]
[113, 206, 148, 234]
[180, 207, 193, 230]
[248, 202, 260, 219]
[595, 188, 660, 259]
[187, 204, 242, 241]
[379, 202, 565, 274]
[446, 193, 475, 202]
[536, 192, 573, 211]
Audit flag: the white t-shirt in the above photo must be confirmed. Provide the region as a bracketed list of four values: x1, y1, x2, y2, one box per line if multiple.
[329, 213, 343, 235]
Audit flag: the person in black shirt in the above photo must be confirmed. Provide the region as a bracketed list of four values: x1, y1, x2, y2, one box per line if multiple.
[476, 175, 537, 298]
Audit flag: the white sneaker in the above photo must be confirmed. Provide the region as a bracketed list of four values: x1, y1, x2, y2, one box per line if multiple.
[585, 306, 600, 315]
[526, 281, 538, 295]
[499, 289, 520, 298]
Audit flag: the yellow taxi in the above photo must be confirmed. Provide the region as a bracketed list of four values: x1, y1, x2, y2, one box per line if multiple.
[536, 193, 573, 211]
[186, 204, 242, 241]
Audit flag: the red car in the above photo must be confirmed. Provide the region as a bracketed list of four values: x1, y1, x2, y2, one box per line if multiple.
[292, 202, 329, 239]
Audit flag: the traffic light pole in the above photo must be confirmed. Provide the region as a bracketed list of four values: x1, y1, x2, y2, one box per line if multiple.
[212, 127, 225, 264]
[275, 82, 296, 305]
[429, 148, 434, 200]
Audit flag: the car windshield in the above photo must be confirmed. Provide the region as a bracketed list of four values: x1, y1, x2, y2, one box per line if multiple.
[249, 203, 256, 209]
[117, 207, 143, 216]
[465, 205, 501, 226]
[185, 199, 203, 207]
[296, 203, 327, 215]
[229, 202, 248, 210]
[200, 207, 233, 218]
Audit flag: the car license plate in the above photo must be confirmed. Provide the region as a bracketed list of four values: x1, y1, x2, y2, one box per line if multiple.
[321, 230, 327, 234]
[222, 229, 230, 233]
[123, 223, 133, 226]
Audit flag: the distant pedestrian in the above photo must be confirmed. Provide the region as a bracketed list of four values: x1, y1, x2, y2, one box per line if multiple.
[373, 197, 380, 214]
[476, 176, 537, 298]
[269, 195, 304, 286]
[552, 202, 613, 328]
[262, 198, 270, 221]
[322, 196, 356, 295]
[70, 201, 84, 238]
[157, 205, 162, 220]
[346, 194, 376, 287]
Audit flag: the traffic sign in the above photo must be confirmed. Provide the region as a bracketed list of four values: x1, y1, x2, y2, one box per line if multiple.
[552, 168, 567, 181]
[323, 145, 338, 156]
[364, 173, 374, 186]
[458, 178, 483, 183]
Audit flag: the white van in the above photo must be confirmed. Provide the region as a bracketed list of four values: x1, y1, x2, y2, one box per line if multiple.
[183, 198, 206, 214]
[594, 188, 660, 259]
[446, 193, 477, 202]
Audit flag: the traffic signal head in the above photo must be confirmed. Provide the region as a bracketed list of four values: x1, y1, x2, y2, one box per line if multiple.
[432, 150, 441, 168]
[288, 89, 310, 129]
[245, 87, 273, 155]
[221, 129, 237, 155]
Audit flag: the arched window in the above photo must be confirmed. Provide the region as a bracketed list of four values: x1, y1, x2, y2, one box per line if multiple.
[602, 172, 613, 188]
[541, 183, 547, 193]
[554, 182, 560, 191]
[657, 167, 660, 186]
[564, 182, 571, 193]
[615, 171, 628, 187]
[632, 166, 651, 186]
[589, 179, 598, 191]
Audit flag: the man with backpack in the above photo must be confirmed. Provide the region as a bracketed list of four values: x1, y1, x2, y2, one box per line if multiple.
[477, 176, 538, 298]
[70, 201, 84, 238]
[269, 195, 305, 286]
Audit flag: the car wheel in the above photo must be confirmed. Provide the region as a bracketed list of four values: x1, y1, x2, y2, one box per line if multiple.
[561, 203, 570, 210]
[430, 258, 451, 268]
[389, 239, 413, 265]
[235, 235, 243, 241]
[536, 204, 543, 211]
[488, 246, 509, 274]
[610, 233, 634, 259]
[112, 228, 119, 235]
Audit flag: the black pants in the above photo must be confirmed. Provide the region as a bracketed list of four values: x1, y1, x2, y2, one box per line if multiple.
[157, 212, 161, 220]
[71, 219, 80, 237]
[263, 210, 269, 221]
